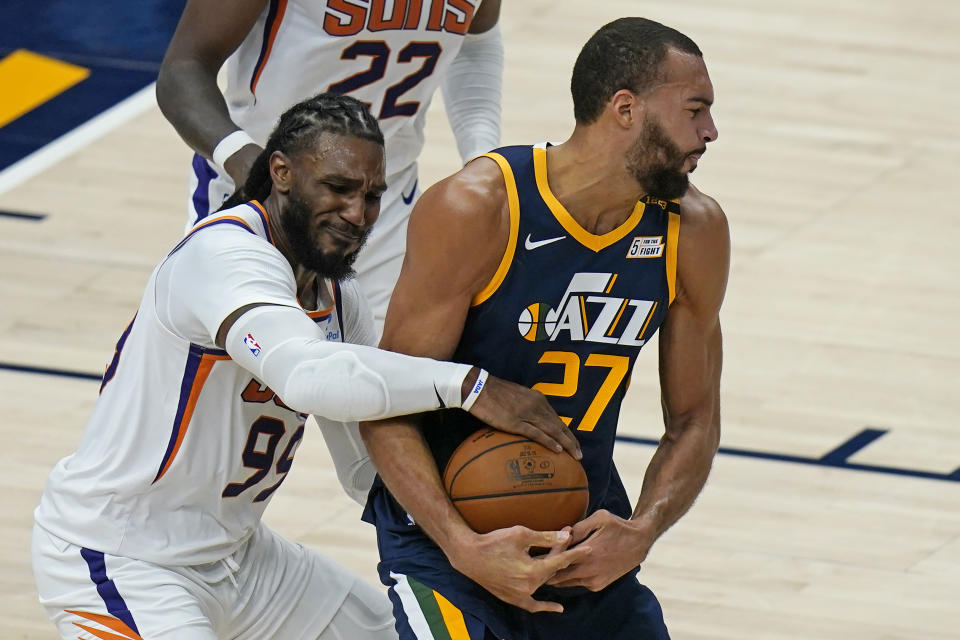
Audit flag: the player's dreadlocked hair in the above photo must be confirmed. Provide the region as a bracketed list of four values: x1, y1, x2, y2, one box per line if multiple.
[219, 93, 383, 210]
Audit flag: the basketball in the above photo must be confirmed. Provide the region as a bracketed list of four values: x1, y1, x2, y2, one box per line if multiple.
[443, 428, 589, 534]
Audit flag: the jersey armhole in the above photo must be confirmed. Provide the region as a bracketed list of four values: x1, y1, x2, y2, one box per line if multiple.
[665, 211, 681, 305]
[471, 152, 520, 306]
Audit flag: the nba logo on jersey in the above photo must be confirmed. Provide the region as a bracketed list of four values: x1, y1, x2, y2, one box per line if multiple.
[244, 333, 262, 357]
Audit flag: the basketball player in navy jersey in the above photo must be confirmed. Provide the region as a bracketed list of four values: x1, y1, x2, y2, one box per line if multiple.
[359, 18, 729, 639]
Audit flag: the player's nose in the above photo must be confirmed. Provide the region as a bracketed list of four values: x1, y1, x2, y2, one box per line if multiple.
[702, 114, 718, 143]
[340, 193, 367, 226]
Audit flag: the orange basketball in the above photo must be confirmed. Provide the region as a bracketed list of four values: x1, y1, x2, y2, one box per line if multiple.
[443, 428, 589, 534]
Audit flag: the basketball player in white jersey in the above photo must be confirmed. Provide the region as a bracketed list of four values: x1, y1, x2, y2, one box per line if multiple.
[32, 94, 580, 640]
[157, 0, 503, 334]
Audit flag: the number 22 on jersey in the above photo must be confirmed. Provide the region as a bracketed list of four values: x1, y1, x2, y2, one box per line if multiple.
[328, 40, 441, 118]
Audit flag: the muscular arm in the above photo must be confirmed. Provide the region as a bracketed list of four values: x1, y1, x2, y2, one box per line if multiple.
[360, 159, 586, 612]
[362, 159, 507, 553]
[550, 185, 730, 591]
[634, 186, 728, 538]
[156, 0, 266, 183]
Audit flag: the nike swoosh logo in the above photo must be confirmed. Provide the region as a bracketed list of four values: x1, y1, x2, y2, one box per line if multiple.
[434, 384, 446, 409]
[524, 234, 566, 250]
[401, 179, 418, 205]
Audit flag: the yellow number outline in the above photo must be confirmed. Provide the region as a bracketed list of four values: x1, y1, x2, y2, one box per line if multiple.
[532, 351, 630, 431]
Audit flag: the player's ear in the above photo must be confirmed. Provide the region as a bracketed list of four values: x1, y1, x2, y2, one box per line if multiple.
[269, 150, 293, 195]
[609, 89, 643, 129]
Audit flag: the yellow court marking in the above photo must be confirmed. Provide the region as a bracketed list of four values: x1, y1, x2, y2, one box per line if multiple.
[0, 49, 90, 128]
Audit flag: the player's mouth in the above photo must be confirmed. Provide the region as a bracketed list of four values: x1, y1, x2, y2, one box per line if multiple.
[324, 225, 363, 244]
[685, 149, 705, 171]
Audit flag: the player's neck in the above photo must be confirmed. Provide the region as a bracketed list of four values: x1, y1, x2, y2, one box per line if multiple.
[546, 133, 646, 235]
[261, 193, 327, 308]
[262, 192, 299, 270]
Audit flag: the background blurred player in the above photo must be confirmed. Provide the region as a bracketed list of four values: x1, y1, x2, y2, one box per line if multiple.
[31, 93, 576, 640]
[157, 0, 504, 334]
[360, 18, 729, 639]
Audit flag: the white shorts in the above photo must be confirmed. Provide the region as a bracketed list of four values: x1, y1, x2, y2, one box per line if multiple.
[187, 155, 419, 337]
[32, 522, 397, 640]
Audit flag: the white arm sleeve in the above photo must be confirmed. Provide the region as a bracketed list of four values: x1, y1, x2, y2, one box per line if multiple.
[441, 22, 503, 164]
[316, 417, 376, 506]
[315, 278, 377, 506]
[224, 304, 473, 422]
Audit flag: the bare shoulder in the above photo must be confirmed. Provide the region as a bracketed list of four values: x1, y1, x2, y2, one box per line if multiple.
[399, 156, 510, 306]
[410, 156, 510, 259]
[674, 183, 730, 312]
[678, 183, 728, 239]
[416, 155, 507, 225]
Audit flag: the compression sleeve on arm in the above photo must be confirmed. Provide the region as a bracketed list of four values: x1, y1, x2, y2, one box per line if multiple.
[441, 22, 503, 163]
[316, 416, 376, 506]
[224, 304, 473, 422]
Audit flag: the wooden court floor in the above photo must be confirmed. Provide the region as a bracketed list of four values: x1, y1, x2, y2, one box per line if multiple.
[2, 1, 959, 638]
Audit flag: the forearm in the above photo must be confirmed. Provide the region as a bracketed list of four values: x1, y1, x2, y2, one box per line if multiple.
[441, 24, 503, 163]
[631, 411, 720, 539]
[225, 305, 473, 421]
[359, 418, 476, 558]
[156, 59, 247, 159]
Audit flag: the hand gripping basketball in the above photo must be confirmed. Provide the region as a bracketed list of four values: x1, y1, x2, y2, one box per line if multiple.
[464, 373, 582, 461]
[449, 526, 592, 614]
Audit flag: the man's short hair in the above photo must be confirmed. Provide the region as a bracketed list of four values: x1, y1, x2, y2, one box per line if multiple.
[571, 17, 702, 124]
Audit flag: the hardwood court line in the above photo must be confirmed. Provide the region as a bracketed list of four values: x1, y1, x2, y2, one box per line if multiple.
[617, 430, 960, 484]
[0, 209, 45, 221]
[9, 361, 958, 485]
[0, 83, 155, 196]
[0, 362, 102, 382]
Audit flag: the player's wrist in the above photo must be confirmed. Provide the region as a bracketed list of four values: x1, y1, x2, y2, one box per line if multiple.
[444, 524, 483, 571]
[626, 514, 658, 557]
[460, 367, 488, 411]
[213, 130, 259, 177]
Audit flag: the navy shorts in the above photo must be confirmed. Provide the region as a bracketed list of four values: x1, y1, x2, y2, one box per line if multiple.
[363, 483, 670, 640]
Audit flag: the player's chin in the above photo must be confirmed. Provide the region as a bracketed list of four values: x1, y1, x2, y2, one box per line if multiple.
[319, 235, 362, 260]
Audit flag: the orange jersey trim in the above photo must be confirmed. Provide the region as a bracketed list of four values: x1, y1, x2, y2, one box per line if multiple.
[247, 200, 274, 245]
[532, 146, 645, 253]
[665, 212, 680, 304]
[65, 610, 143, 640]
[154, 351, 230, 483]
[472, 152, 521, 306]
[250, 0, 289, 95]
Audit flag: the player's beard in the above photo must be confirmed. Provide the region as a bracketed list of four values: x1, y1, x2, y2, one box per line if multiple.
[281, 193, 369, 281]
[626, 114, 703, 200]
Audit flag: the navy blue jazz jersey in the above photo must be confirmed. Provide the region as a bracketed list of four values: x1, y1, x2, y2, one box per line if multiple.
[364, 143, 676, 640]
[422, 142, 680, 518]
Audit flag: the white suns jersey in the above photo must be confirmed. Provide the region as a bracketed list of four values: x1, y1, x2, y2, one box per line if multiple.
[223, 0, 482, 179]
[35, 202, 373, 566]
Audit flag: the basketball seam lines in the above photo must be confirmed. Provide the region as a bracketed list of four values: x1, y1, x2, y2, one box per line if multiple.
[451, 486, 589, 502]
[445, 436, 531, 492]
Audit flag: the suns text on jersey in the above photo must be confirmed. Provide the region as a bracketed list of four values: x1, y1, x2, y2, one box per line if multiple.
[324, 0, 478, 36]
